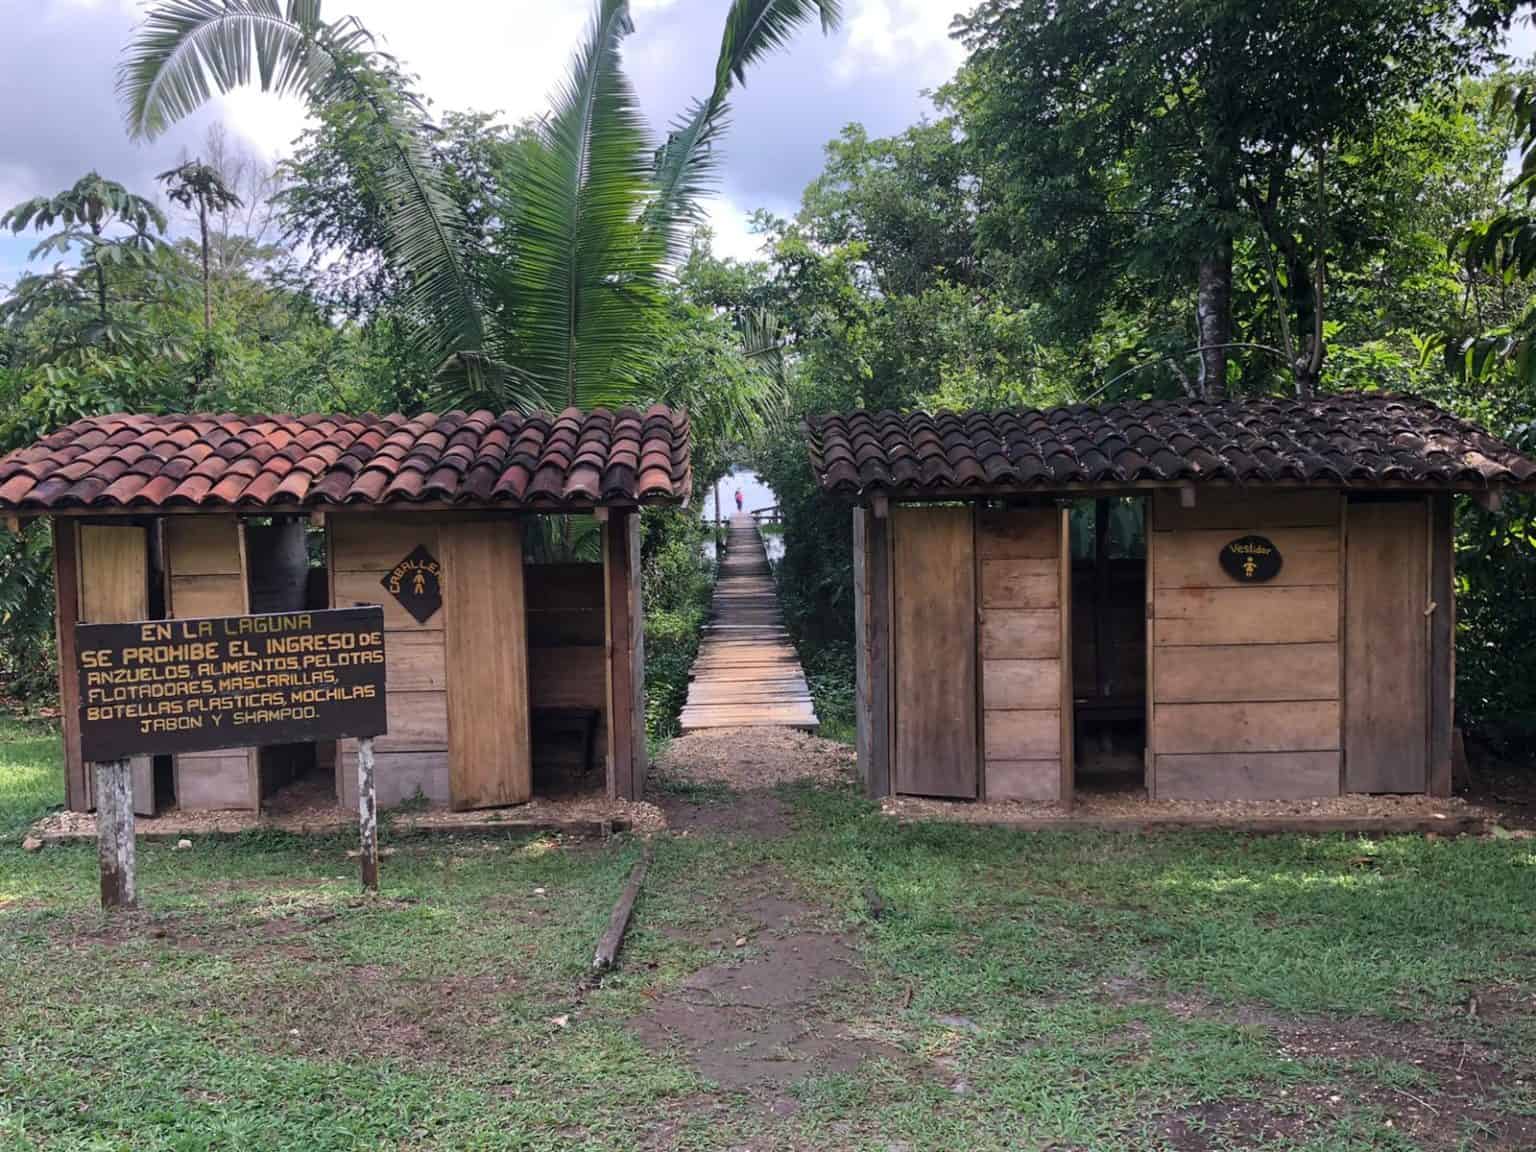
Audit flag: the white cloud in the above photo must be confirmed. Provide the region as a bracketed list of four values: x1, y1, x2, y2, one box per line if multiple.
[835, 0, 966, 83]
[702, 195, 773, 263]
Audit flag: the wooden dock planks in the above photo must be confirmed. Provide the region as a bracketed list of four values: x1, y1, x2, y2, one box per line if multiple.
[678, 515, 819, 733]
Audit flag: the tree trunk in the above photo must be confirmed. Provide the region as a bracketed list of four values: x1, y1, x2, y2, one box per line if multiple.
[199, 199, 212, 335]
[1196, 235, 1233, 398]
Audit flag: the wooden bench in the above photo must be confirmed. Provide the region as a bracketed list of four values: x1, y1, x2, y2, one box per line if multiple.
[532, 707, 600, 773]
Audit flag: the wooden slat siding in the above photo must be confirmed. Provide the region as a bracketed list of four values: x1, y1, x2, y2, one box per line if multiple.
[1149, 490, 1342, 800]
[1154, 643, 1340, 703]
[981, 558, 1058, 606]
[331, 515, 448, 806]
[1343, 498, 1429, 792]
[1428, 494, 1454, 797]
[443, 519, 531, 808]
[79, 524, 156, 815]
[866, 509, 892, 798]
[983, 659, 1061, 709]
[340, 750, 451, 809]
[1153, 586, 1339, 646]
[164, 517, 257, 811]
[1156, 752, 1342, 801]
[53, 521, 86, 811]
[1152, 528, 1339, 588]
[892, 505, 978, 798]
[1059, 505, 1074, 808]
[852, 509, 870, 788]
[604, 509, 639, 800]
[975, 505, 1064, 803]
[981, 610, 1060, 658]
[1154, 701, 1341, 754]
[1152, 488, 1339, 532]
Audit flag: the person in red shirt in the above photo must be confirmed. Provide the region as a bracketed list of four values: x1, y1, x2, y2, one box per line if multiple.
[734, 488, 744, 512]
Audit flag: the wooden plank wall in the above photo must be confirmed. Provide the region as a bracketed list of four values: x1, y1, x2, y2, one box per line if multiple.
[1148, 490, 1343, 800]
[977, 506, 1066, 802]
[164, 517, 256, 810]
[332, 515, 451, 808]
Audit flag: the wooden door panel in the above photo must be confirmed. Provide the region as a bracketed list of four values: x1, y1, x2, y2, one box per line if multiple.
[443, 521, 531, 808]
[78, 524, 155, 815]
[892, 506, 977, 797]
[1344, 499, 1428, 792]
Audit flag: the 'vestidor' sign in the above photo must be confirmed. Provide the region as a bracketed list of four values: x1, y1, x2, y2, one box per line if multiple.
[1219, 535, 1283, 583]
[76, 608, 388, 761]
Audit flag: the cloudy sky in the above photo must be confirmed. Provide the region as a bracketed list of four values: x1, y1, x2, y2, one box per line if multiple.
[1, 0, 969, 284]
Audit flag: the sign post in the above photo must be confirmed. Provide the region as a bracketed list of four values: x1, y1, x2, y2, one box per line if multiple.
[357, 736, 379, 892]
[95, 757, 135, 908]
[75, 607, 388, 908]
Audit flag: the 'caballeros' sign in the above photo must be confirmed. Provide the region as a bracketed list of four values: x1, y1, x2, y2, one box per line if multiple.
[382, 544, 442, 624]
[76, 607, 388, 761]
[1219, 535, 1283, 583]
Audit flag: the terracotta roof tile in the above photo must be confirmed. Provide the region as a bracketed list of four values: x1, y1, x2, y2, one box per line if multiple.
[0, 408, 691, 512]
[805, 395, 1536, 495]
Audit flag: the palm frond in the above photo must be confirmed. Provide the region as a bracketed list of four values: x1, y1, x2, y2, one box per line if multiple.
[714, 0, 842, 93]
[497, 0, 660, 410]
[120, 2, 485, 373]
[646, 0, 842, 257]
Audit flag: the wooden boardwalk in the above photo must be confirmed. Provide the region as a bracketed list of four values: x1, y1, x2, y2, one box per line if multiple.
[679, 514, 819, 733]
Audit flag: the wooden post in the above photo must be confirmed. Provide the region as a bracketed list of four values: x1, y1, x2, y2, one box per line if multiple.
[866, 507, 892, 799]
[95, 758, 136, 909]
[604, 509, 639, 800]
[357, 736, 379, 892]
[1427, 494, 1454, 797]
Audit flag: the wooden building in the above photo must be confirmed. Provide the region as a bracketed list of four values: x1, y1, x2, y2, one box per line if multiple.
[806, 395, 1536, 805]
[0, 407, 691, 814]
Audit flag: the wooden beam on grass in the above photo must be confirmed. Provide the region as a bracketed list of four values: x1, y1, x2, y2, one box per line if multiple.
[593, 842, 653, 972]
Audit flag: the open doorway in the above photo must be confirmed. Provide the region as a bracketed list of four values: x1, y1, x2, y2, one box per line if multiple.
[245, 516, 336, 812]
[1070, 497, 1147, 796]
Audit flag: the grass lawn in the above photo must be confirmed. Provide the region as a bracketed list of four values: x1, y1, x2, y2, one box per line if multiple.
[2, 719, 1534, 1150]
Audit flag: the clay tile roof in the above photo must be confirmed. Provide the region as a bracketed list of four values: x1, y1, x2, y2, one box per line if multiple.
[0, 408, 691, 512]
[804, 394, 1536, 496]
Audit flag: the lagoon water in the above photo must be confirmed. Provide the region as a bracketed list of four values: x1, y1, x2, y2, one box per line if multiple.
[701, 468, 783, 564]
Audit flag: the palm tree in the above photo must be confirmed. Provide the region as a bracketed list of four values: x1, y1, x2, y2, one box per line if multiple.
[2, 173, 167, 324]
[158, 160, 243, 335]
[118, 0, 841, 413]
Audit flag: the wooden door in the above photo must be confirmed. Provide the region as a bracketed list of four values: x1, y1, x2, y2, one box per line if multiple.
[442, 520, 532, 808]
[77, 524, 155, 816]
[1344, 498, 1428, 792]
[892, 506, 978, 797]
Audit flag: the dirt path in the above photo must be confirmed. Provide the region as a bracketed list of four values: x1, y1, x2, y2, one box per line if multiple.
[634, 727, 888, 1112]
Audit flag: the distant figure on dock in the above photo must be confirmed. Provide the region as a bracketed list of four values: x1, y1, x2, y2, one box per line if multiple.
[734, 488, 744, 512]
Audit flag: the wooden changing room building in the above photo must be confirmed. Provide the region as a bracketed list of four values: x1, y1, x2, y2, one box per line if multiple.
[805, 395, 1536, 805]
[0, 406, 691, 814]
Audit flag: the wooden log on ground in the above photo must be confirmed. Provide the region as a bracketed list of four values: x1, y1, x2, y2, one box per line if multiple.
[593, 841, 653, 972]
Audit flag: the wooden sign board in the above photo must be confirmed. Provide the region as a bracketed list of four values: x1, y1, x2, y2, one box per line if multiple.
[1219, 535, 1283, 583]
[76, 607, 388, 761]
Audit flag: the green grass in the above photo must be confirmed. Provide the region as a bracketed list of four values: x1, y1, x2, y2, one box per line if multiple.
[2, 725, 1534, 1149]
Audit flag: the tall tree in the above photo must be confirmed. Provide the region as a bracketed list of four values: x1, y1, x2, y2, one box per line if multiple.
[158, 160, 243, 336]
[118, 0, 842, 411]
[2, 173, 167, 327]
[950, 0, 1487, 396]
